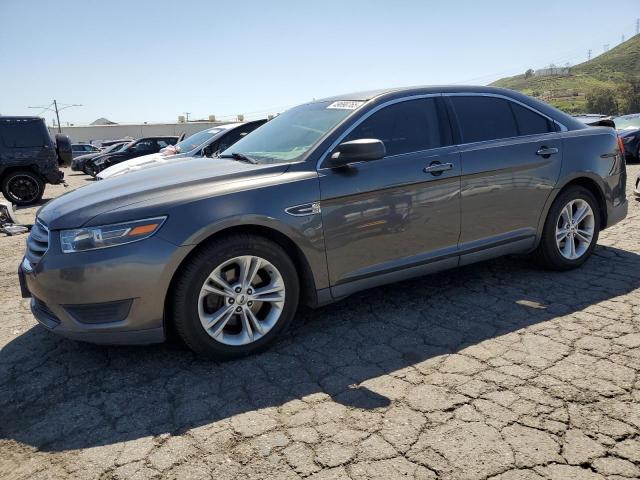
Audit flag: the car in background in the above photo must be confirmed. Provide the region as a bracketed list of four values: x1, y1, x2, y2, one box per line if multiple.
[19, 86, 627, 358]
[71, 143, 101, 158]
[0, 116, 70, 205]
[614, 114, 640, 162]
[71, 141, 129, 171]
[573, 114, 611, 126]
[97, 120, 267, 180]
[84, 136, 179, 176]
[101, 138, 133, 148]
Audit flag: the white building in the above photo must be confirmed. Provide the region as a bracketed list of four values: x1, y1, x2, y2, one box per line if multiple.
[48, 121, 229, 145]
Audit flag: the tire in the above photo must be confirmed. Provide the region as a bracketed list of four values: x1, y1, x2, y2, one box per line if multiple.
[1, 170, 45, 206]
[172, 234, 300, 360]
[533, 186, 600, 270]
[85, 162, 99, 177]
[55, 134, 73, 167]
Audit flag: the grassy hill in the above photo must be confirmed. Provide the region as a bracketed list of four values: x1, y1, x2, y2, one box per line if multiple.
[491, 34, 640, 113]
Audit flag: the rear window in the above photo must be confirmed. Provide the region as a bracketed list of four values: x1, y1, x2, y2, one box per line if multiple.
[510, 103, 555, 135]
[0, 119, 48, 148]
[451, 96, 518, 143]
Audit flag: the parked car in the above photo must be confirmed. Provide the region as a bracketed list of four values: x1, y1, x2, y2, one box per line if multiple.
[613, 113, 640, 162]
[84, 136, 180, 176]
[97, 120, 267, 180]
[101, 138, 134, 148]
[71, 141, 129, 171]
[19, 86, 627, 359]
[71, 143, 101, 158]
[0, 116, 70, 205]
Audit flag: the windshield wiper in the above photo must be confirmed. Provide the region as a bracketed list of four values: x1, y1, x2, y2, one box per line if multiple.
[218, 152, 258, 164]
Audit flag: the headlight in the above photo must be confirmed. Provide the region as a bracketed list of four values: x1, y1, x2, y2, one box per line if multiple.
[60, 217, 166, 253]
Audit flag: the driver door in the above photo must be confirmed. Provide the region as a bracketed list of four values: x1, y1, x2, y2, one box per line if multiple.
[318, 97, 462, 296]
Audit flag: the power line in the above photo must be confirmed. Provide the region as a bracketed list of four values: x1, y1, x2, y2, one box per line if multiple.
[28, 99, 82, 132]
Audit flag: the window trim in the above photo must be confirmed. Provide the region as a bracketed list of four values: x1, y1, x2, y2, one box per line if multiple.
[317, 92, 567, 170]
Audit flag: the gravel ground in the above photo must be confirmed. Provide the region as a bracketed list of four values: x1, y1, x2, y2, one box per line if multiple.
[1, 166, 639, 480]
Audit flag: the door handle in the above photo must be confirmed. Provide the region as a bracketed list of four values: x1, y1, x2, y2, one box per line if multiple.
[536, 146, 559, 157]
[424, 162, 453, 175]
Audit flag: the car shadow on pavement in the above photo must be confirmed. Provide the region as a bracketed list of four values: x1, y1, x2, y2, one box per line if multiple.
[1, 245, 639, 452]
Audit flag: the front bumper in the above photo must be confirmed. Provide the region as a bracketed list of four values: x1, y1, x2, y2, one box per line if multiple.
[19, 235, 190, 345]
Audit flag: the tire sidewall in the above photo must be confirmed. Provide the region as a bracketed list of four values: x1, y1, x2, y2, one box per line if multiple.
[174, 237, 299, 359]
[1, 171, 44, 205]
[541, 187, 600, 269]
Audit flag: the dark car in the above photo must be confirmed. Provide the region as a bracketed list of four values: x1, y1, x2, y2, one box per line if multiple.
[97, 120, 268, 180]
[71, 143, 101, 158]
[20, 86, 627, 359]
[71, 141, 128, 172]
[85, 136, 180, 176]
[614, 114, 640, 162]
[0, 116, 70, 205]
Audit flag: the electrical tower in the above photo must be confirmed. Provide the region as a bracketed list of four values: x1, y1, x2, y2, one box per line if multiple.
[588, 49, 592, 61]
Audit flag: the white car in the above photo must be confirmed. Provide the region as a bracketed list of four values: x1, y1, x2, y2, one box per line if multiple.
[97, 120, 267, 180]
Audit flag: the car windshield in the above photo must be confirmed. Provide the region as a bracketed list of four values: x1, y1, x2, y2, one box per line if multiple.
[104, 143, 125, 153]
[614, 115, 640, 130]
[174, 128, 223, 153]
[219, 101, 362, 163]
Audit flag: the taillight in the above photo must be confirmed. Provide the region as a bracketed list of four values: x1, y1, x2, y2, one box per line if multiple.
[617, 136, 625, 155]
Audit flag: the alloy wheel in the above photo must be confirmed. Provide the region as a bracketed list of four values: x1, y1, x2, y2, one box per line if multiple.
[7, 174, 40, 203]
[198, 255, 285, 346]
[555, 199, 595, 260]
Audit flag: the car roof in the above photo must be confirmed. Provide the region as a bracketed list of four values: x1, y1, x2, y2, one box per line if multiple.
[0, 116, 44, 121]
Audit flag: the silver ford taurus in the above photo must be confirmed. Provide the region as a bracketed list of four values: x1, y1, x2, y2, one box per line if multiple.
[19, 86, 628, 359]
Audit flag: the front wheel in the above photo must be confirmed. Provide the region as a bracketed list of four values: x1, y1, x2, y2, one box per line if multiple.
[1, 170, 45, 206]
[533, 186, 600, 270]
[172, 235, 300, 359]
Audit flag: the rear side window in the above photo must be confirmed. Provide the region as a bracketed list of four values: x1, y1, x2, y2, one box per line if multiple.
[0, 119, 48, 148]
[510, 102, 555, 135]
[450, 96, 518, 143]
[345, 98, 450, 156]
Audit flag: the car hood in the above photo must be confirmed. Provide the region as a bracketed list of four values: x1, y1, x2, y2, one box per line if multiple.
[98, 152, 166, 178]
[38, 157, 290, 229]
[74, 151, 103, 162]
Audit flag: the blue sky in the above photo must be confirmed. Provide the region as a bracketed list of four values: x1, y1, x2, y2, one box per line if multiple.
[1, 0, 638, 124]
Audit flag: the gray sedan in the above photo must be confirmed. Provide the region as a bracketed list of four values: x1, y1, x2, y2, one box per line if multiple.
[20, 86, 627, 359]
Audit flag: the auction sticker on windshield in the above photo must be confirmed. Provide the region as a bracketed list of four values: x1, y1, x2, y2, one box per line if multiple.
[327, 101, 365, 110]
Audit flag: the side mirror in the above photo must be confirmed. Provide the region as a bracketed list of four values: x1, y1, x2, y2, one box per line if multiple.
[329, 139, 386, 167]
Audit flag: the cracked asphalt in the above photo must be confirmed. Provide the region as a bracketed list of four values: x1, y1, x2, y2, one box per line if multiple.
[1, 167, 639, 480]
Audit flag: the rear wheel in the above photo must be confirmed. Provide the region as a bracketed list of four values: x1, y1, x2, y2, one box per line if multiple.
[533, 186, 600, 270]
[172, 235, 299, 359]
[1, 170, 45, 205]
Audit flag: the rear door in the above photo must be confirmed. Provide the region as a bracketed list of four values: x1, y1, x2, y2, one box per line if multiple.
[319, 97, 461, 293]
[447, 95, 562, 257]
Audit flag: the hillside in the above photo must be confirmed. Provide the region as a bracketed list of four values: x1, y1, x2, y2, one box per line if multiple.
[491, 34, 640, 113]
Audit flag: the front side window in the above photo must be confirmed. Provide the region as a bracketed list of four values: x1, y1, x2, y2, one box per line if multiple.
[451, 96, 518, 143]
[344, 98, 450, 156]
[219, 101, 358, 163]
[174, 129, 223, 153]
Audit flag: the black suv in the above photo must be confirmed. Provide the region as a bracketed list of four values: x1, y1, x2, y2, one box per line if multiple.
[85, 136, 180, 176]
[0, 117, 70, 205]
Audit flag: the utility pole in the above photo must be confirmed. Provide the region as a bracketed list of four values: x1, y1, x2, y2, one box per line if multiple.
[622, 34, 625, 43]
[28, 99, 82, 132]
[636, 18, 639, 35]
[183, 112, 191, 122]
[588, 49, 592, 61]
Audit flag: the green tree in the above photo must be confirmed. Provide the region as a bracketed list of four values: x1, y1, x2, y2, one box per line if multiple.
[524, 69, 534, 78]
[618, 80, 640, 114]
[585, 87, 618, 115]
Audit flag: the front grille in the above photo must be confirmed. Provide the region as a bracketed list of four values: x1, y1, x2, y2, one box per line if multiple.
[25, 220, 49, 265]
[32, 296, 61, 328]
